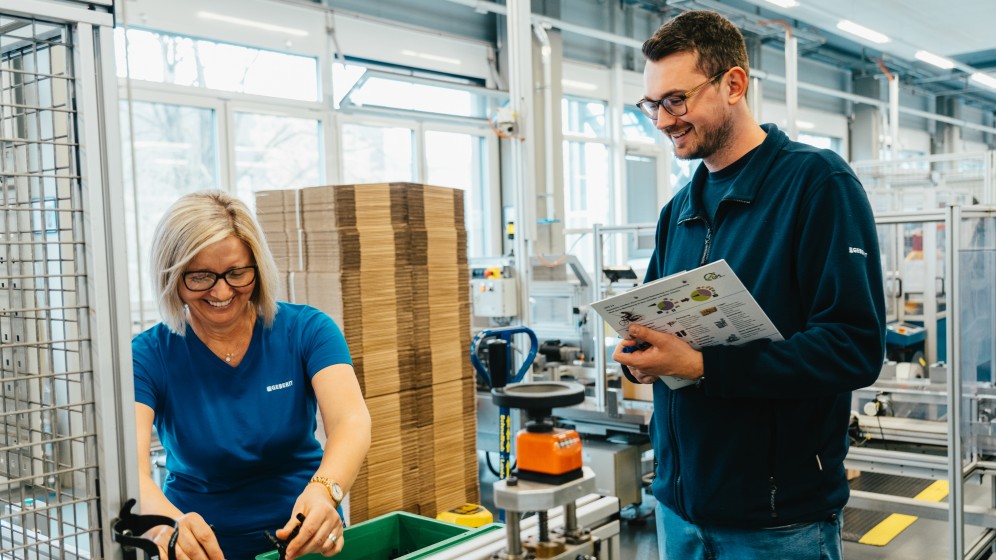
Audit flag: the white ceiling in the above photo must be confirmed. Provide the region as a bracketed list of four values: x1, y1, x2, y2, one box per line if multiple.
[725, 0, 996, 111]
[739, 0, 996, 68]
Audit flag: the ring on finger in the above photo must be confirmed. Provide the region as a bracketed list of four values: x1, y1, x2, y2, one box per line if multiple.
[327, 531, 337, 544]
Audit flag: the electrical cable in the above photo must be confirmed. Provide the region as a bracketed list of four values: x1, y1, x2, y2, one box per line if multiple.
[534, 252, 568, 267]
[484, 451, 516, 478]
[877, 413, 889, 451]
[533, 231, 590, 268]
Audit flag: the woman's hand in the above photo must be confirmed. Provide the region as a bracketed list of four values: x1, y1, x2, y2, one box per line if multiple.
[146, 512, 223, 560]
[279, 483, 344, 559]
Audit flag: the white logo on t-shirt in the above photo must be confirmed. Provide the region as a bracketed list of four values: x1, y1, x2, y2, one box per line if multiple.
[266, 380, 293, 392]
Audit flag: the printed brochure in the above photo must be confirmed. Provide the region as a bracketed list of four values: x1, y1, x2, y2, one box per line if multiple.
[592, 259, 783, 389]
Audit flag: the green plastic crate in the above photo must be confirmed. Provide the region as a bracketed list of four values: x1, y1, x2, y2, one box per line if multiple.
[255, 511, 502, 560]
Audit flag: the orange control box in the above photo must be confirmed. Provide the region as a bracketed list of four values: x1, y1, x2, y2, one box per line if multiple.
[516, 428, 583, 475]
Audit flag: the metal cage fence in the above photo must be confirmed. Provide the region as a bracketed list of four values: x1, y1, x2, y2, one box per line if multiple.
[0, 13, 100, 560]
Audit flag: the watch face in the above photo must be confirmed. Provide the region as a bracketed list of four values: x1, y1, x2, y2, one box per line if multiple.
[331, 482, 344, 502]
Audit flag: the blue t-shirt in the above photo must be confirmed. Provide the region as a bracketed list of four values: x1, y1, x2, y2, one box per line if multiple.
[133, 302, 351, 558]
[699, 146, 757, 225]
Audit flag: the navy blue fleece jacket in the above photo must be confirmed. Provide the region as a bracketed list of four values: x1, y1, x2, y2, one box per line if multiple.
[636, 124, 885, 527]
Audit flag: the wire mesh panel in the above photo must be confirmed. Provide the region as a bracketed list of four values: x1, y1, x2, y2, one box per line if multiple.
[0, 14, 99, 559]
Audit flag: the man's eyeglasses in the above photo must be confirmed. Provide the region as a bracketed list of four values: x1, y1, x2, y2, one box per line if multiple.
[636, 69, 730, 120]
[183, 265, 257, 292]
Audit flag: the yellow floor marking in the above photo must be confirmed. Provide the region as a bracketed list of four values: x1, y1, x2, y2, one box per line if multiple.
[858, 480, 949, 546]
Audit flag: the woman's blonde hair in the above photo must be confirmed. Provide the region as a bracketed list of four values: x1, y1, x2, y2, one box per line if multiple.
[150, 190, 280, 334]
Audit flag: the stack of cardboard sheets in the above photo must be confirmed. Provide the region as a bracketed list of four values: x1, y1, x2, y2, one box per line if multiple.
[256, 183, 477, 523]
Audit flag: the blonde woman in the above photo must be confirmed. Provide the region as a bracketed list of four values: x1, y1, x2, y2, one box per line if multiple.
[133, 190, 370, 559]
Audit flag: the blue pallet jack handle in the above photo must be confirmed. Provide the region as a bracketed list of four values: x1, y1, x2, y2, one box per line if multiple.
[470, 326, 539, 389]
[470, 326, 538, 521]
[470, 326, 539, 480]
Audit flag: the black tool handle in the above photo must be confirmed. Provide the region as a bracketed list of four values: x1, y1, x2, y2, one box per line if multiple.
[487, 339, 509, 389]
[112, 499, 178, 560]
[167, 527, 179, 560]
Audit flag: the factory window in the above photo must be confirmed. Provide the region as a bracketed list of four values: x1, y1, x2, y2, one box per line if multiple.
[121, 100, 219, 330]
[562, 96, 613, 271]
[625, 153, 660, 259]
[562, 96, 607, 138]
[330, 60, 495, 256]
[340, 123, 416, 183]
[671, 157, 701, 198]
[233, 112, 323, 203]
[622, 106, 658, 142]
[336, 123, 490, 257]
[798, 132, 841, 154]
[563, 140, 611, 271]
[114, 27, 319, 102]
[332, 63, 366, 108]
[332, 62, 489, 119]
[425, 130, 489, 257]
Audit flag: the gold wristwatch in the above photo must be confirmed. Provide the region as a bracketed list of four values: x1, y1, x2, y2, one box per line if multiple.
[310, 476, 344, 509]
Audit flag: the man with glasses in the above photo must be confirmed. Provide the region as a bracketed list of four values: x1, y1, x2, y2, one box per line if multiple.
[614, 10, 885, 560]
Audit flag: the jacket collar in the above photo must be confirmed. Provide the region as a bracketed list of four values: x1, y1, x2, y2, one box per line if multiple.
[676, 123, 789, 223]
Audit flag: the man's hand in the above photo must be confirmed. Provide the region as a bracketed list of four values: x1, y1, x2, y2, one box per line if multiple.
[612, 324, 704, 382]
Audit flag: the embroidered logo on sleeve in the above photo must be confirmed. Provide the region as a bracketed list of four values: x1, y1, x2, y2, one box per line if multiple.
[267, 380, 294, 392]
[849, 247, 867, 257]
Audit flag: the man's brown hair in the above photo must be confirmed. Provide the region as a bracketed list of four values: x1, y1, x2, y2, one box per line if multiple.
[642, 10, 750, 81]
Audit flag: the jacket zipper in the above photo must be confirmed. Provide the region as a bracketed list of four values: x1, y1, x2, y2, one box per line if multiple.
[700, 227, 712, 265]
[696, 197, 749, 266]
[677, 215, 713, 266]
[668, 388, 688, 518]
[768, 409, 778, 518]
[769, 477, 778, 518]
[676, 216, 707, 517]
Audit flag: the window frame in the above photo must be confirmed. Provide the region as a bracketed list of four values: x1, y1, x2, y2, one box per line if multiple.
[115, 25, 322, 102]
[119, 82, 330, 331]
[225, 99, 328, 200]
[334, 112, 500, 257]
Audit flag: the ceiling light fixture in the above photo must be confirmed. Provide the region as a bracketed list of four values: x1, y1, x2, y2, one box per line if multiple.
[196, 12, 308, 37]
[970, 72, 996, 91]
[915, 50, 955, 70]
[764, 0, 799, 8]
[835, 20, 890, 44]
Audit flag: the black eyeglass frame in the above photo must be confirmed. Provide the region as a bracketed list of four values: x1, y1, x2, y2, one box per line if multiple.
[636, 69, 731, 120]
[182, 265, 258, 292]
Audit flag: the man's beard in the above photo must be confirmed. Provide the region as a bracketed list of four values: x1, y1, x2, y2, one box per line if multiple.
[671, 112, 735, 161]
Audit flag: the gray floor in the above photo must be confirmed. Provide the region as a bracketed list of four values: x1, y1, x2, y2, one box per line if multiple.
[617, 500, 660, 559]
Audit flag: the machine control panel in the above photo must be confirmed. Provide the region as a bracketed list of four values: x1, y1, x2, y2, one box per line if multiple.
[472, 277, 518, 317]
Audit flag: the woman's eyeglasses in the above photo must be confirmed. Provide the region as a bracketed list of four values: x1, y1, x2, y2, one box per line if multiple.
[182, 265, 257, 291]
